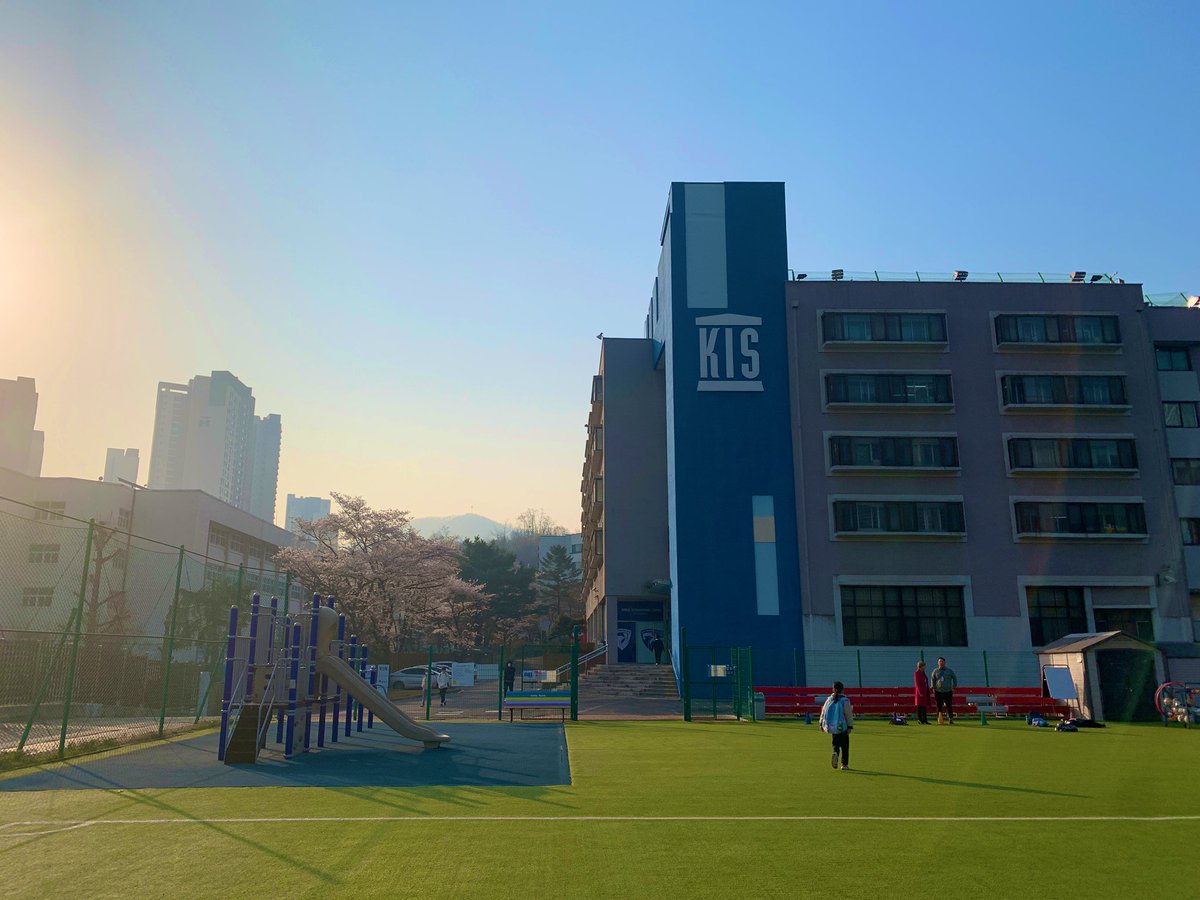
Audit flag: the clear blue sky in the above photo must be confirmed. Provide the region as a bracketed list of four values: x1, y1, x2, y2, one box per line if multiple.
[2, 1, 1197, 527]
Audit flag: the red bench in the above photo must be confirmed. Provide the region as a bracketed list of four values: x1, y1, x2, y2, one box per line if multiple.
[757, 686, 1068, 719]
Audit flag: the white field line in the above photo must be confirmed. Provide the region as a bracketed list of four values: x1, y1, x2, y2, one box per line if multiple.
[1, 814, 1198, 837]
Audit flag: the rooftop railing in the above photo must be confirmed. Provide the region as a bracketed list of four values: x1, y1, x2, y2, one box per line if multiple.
[786, 270, 1197, 308]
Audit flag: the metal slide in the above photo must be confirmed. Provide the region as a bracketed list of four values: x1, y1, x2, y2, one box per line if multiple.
[315, 655, 451, 748]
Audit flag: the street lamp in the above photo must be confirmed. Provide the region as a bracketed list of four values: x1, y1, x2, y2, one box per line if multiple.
[117, 477, 146, 598]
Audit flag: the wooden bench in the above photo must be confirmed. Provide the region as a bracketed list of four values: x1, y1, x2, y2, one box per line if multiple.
[502, 690, 571, 722]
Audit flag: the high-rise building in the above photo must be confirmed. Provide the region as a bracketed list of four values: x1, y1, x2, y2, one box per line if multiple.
[0, 376, 44, 477]
[250, 414, 282, 523]
[147, 371, 280, 523]
[102, 448, 140, 485]
[285, 494, 331, 534]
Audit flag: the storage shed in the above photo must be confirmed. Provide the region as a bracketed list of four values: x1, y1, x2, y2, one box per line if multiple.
[1036, 631, 1165, 722]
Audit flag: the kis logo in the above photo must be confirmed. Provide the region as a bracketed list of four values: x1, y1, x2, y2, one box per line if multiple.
[696, 314, 763, 392]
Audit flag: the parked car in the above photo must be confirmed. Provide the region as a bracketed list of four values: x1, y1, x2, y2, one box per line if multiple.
[391, 666, 436, 689]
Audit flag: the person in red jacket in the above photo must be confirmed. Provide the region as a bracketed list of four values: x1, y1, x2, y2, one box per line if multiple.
[914, 660, 931, 724]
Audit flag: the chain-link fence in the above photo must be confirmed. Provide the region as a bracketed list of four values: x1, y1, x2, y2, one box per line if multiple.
[0, 496, 314, 767]
[679, 629, 755, 721]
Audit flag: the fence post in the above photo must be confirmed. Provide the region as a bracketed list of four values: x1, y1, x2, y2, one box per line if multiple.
[18, 607, 78, 752]
[58, 519, 95, 758]
[982, 650, 990, 688]
[497, 645, 506, 721]
[157, 545, 185, 737]
[681, 627, 691, 722]
[570, 627, 580, 722]
[856, 649, 863, 688]
[748, 647, 756, 722]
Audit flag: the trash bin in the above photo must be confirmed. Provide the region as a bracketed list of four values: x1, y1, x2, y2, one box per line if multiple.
[753, 692, 765, 721]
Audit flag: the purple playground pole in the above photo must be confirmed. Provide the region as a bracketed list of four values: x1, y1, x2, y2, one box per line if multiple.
[217, 606, 238, 762]
[345, 635, 357, 737]
[303, 593, 320, 751]
[246, 593, 261, 702]
[275, 612, 288, 744]
[356, 643, 367, 732]
[331, 611, 345, 744]
[285, 621, 300, 756]
[367, 655, 377, 729]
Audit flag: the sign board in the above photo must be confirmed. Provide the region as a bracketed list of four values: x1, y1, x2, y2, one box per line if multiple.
[1043, 665, 1077, 701]
[372, 664, 390, 696]
[523, 669, 557, 684]
[450, 662, 475, 687]
[708, 664, 730, 678]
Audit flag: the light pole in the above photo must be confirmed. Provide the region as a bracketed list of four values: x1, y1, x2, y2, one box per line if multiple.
[117, 477, 145, 599]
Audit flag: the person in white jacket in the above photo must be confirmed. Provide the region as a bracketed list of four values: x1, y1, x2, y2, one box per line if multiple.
[819, 681, 855, 770]
[436, 668, 451, 706]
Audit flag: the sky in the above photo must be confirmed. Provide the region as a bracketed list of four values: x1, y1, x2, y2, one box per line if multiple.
[1, 1, 1197, 529]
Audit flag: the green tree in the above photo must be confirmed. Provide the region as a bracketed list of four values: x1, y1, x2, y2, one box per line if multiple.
[458, 537, 539, 645]
[533, 544, 582, 622]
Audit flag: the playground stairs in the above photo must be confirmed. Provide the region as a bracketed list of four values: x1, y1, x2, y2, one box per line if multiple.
[223, 707, 269, 765]
[579, 664, 679, 699]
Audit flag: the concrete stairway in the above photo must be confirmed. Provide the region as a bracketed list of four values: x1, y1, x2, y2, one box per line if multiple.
[579, 663, 679, 699]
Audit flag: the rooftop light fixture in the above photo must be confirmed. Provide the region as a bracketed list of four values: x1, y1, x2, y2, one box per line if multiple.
[953, 270, 968, 282]
[794, 272, 808, 281]
[831, 269, 844, 281]
[1090, 274, 1104, 283]
[1070, 271, 1086, 283]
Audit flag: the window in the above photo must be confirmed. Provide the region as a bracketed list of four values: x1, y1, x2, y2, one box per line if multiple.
[833, 500, 965, 535]
[28, 544, 61, 563]
[826, 374, 953, 406]
[1172, 459, 1200, 485]
[1007, 438, 1137, 471]
[21, 587, 54, 608]
[1000, 374, 1128, 407]
[33, 501, 66, 521]
[995, 314, 1120, 346]
[829, 436, 959, 469]
[593, 426, 603, 451]
[1182, 519, 1200, 545]
[1163, 402, 1200, 428]
[1026, 587, 1087, 646]
[1093, 607, 1155, 641]
[822, 312, 947, 344]
[1014, 501, 1147, 537]
[1156, 347, 1191, 371]
[840, 585, 967, 646]
[594, 529, 604, 558]
[117, 508, 132, 530]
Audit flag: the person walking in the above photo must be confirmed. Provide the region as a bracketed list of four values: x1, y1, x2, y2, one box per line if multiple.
[819, 681, 854, 770]
[649, 634, 665, 665]
[931, 657, 958, 723]
[914, 660, 931, 724]
[436, 667, 451, 707]
[503, 661, 516, 695]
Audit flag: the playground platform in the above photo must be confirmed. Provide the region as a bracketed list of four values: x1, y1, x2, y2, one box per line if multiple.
[0, 722, 569, 792]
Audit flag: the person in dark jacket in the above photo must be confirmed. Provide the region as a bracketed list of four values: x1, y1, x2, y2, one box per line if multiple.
[913, 660, 931, 724]
[649, 634, 665, 665]
[503, 661, 516, 694]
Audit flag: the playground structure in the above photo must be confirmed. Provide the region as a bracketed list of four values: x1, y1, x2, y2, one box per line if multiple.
[1155, 681, 1200, 727]
[217, 593, 450, 764]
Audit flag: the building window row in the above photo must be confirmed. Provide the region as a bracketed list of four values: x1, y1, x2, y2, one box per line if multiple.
[22, 587, 54, 608]
[1000, 374, 1127, 408]
[833, 500, 965, 536]
[28, 543, 61, 563]
[1013, 501, 1147, 538]
[1008, 437, 1137, 472]
[995, 314, 1120, 346]
[840, 585, 967, 647]
[1156, 347, 1192, 371]
[829, 435, 958, 469]
[33, 501, 66, 521]
[822, 312, 947, 344]
[1171, 459, 1200, 485]
[825, 373, 953, 406]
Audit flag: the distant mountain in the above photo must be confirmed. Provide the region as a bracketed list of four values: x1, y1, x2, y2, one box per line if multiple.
[410, 513, 506, 541]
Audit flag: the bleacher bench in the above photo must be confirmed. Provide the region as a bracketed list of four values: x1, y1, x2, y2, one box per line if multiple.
[757, 686, 1066, 719]
[502, 690, 571, 722]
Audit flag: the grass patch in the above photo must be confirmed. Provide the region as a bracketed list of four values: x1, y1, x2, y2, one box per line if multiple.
[0, 719, 1195, 898]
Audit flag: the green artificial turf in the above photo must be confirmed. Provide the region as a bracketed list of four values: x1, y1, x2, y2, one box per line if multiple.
[0, 719, 1196, 898]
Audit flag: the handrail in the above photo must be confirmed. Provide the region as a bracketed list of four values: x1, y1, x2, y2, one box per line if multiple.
[253, 654, 287, 752]
[220, 658, 249, 758]
[555, 642, 606, 678]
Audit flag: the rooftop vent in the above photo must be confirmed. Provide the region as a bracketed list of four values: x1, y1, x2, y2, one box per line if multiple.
[831, 269, 844, 281]
[953, 270, 968, 282]
[1070, 271, 1086, 283]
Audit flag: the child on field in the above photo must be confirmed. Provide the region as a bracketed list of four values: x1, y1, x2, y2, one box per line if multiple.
[819, 681, 854, 770]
